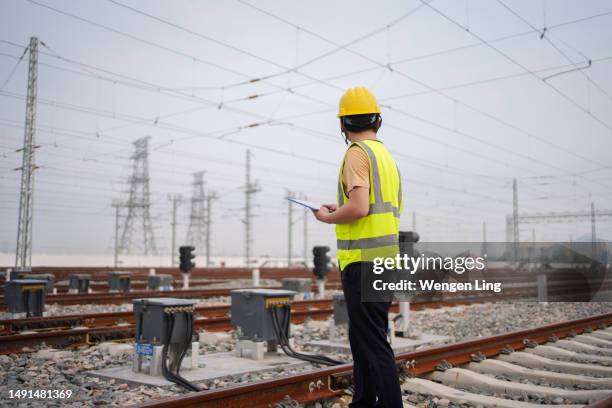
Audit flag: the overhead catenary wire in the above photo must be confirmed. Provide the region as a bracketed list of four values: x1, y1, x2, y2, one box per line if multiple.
[1, 88, 566, 215]
[420, 0, 612, 134]
[98, 0, 612, 182]
[5, 2, 612, 242]
[495, 0, 612, 105]
[0, 48, 593, 191]
[234, 1, 612, 195]
[13, 3, 612, 189]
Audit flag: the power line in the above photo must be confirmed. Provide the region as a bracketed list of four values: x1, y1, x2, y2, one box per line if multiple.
[420, 0, 612, 133]
[3, 6, 608, 226]
[2, 87, 608, 212]
[0, 54, 580, 184]
[18, 2, 612, 191]
[236, 0, 430, 75]
[0, 44, 28, 91]
[237, 1, 612, 193]
[495, 0, 612, 106]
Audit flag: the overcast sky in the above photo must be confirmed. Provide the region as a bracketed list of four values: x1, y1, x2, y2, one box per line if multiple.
[1, 0, 612, 262]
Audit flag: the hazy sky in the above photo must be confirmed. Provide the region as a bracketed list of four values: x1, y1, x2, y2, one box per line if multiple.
[1, 0, 612, 261]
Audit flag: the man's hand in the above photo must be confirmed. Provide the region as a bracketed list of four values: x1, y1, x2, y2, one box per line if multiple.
[322, 203, 337, 212]
[313, 206, 333, 223]
[313, 188, 369, 225]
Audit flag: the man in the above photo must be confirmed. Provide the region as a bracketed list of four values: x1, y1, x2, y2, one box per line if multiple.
[314, 86, 403, 408]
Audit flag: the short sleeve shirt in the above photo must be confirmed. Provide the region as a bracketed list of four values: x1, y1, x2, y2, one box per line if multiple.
[342, 145, 370, 196]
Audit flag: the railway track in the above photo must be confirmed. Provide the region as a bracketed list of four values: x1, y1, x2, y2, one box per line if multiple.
[1, 274, 605, 311]
[127, 312, 612, 408]
[0, 281, 607, 354]
[0, 296, 495, 354]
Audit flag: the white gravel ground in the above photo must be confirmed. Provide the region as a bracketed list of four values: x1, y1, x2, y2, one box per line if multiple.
[1, 302, 611, 407]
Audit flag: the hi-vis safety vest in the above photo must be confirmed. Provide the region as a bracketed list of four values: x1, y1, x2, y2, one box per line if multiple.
[336, 140, 403, 271]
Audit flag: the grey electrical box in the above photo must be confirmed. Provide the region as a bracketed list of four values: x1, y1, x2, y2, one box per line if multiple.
[133, 298, 195, 344]
[108, 271, 131, 292]
[69, 274, 91, 293]
[5, 279, 46, 316]
[231, 289, 296, 341]
[281, 278, 312, 294]
[148, 274, 173, 291]
[27, 274, 55, 294]
[333, 293, 349, 324]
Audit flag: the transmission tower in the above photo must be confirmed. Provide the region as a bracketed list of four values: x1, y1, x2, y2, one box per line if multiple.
[118, 136, 157, 255]
[15, 37, 39, 269]
[244, 150, 261, 266]
[186, 171, 206, 250]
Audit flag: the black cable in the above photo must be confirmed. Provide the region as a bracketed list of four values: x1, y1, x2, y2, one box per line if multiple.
[170, 313, 199, 391]
[270, 305, 344, 366]
[160, 312, 200, 392]
[175, 312, 192, 375]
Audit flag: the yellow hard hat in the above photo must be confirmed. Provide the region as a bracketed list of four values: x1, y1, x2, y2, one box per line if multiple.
[337, 86, 381, 117]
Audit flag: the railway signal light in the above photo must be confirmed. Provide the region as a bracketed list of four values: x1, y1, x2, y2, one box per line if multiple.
[312, 246, 331, 280]
[179, 246, 195, 274]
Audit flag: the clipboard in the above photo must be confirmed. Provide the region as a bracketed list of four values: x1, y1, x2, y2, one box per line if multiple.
[287, 197, 321, 211]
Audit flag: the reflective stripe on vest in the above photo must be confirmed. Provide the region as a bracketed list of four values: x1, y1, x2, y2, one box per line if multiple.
[335, 140, 403, 270]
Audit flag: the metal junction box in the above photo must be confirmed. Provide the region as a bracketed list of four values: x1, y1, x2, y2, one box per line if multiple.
[69, 274, 91, 293]
[133, 298, 195, 344]
[108, 271, 131, 292]
[230, 289, 296, 341]
[282, 278, 312, 294]
[5, 279, 47, 316]
[25, 274, 54, 294]
[333, 293, 349, 324]
[148, 274, 173, 291]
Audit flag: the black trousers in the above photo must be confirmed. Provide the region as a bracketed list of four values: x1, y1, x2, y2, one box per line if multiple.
[341, 262, 403, 408]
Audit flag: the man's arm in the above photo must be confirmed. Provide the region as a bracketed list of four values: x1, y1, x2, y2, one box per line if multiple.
[314, 187, 369, 224]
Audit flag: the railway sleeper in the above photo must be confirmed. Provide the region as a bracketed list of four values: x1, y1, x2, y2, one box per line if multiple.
[525, 345, 612, 365]
[427, 367, 611, 403]
[498, 352, 612, 377]
[402, 378, 581, 408]
[554, 339, 612, 356]
[571, 334, 612, 349]
[588, 330, 612, 341]
[466, 359, 612, 389]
